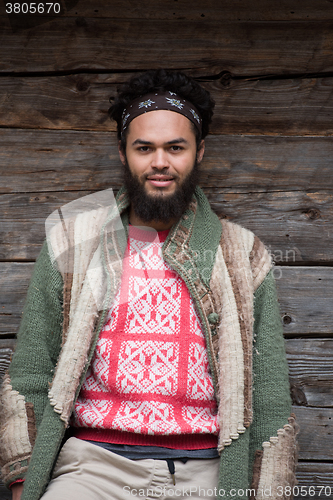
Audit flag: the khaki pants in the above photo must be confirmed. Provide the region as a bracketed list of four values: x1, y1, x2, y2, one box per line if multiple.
[41, 437, 220, 500]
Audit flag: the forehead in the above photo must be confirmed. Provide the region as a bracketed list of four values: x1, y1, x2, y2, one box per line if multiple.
[127, 110, 195, 143]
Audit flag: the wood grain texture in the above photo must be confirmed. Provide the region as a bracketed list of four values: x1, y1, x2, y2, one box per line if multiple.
[1, 264, 332, 337]
[2, 75, 333, 136]
[208, 190, 333, 264]
[293, 406, 333, 461]
[0, 263, 34, 336]
[1, 0, 333, 21]
[1, 18, 333, 75]
[21, 0, 333, 21]
[1, 130, 333, 194]
[1, 189, 332, 263]
[294, 463, 333, 499]
[277, 267, 333, 336]
[287, 339, 333, 408]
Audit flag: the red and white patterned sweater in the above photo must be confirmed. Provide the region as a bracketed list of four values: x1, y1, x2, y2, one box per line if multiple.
[73, 226, 218, 449]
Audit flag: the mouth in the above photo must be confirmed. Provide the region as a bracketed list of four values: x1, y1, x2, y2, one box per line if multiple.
[146, 175, 175, 187]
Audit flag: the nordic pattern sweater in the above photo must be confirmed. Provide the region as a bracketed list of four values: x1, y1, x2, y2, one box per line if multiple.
[0, 186, 298, 500]
[72, 225, 219, 447]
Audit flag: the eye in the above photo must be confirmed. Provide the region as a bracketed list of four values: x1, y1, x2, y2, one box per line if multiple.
[170, 145, 183, 151]
[138, 146, 150, 152]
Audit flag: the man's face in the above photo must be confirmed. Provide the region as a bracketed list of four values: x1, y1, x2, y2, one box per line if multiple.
[119, 110, 204, 198]
[118, 110, 204, 224]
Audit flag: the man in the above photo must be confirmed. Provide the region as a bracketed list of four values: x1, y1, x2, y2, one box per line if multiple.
[1, 70, 297, 500]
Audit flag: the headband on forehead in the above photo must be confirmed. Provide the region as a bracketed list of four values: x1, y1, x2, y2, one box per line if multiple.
[121, 91, 202, 136]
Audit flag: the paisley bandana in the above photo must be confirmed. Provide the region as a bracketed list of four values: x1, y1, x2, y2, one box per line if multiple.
[121, 91, 202, 136]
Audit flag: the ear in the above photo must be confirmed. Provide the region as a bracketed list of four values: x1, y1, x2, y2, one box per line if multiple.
[196, 139, 205, 164]
[118, 140, 126, 165]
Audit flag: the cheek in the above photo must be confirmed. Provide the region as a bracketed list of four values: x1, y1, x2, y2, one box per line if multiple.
[177, 153, 196, 174]
[126, 153, 147, 176]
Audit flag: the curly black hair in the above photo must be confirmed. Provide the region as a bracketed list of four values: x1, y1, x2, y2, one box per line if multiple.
[108, 69, 215, 150]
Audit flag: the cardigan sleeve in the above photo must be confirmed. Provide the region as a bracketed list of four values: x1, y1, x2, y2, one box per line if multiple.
[0, 241, 63, 489]
[249, 269, 298, 498]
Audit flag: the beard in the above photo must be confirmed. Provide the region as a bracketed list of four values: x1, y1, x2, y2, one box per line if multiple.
[123, 159, 199, 224]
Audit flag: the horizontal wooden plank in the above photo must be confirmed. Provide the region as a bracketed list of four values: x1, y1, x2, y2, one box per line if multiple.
[2, 75, 333, 136]
[0, 129, 121, 194]
[295, 462, 333, 500]
[210, 77, 333, 136]
[277, 267, 333, 336]
[1, 0, 333, 22]
[286, 339, 333, 408]
[293, 406, 333, 461]
[1, 264, 332, 336]
[208, 190, 333, 265]
[0, 263, 34, 336]
[1, 130, 333, 194]
[61, 0, 333, 22]
[1, 18, 333, 75]
[1, 189, 333, 263]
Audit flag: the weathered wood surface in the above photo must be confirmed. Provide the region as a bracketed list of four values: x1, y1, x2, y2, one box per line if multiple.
[287, 339, 333, 408]
[1, 189, 332, 263]
[294, 463, 333, 500]
[0, 263, 34, 337]
[2, 75, 333, 136]
[1, 0, 333, 21]
[1, 131, 333, 194]
[1, 18, 333, 76]
[210, 190, 333, 265]
[277, 267, 333, 335]
[293, 406, 333, 461]
[59, 0, 333, 21]
[1, 264, 332, 337]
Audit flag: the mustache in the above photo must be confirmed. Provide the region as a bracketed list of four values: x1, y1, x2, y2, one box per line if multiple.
[142, 169, 180, 181]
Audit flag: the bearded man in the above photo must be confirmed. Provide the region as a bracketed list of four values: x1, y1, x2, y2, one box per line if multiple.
[1, 70, 297, 500]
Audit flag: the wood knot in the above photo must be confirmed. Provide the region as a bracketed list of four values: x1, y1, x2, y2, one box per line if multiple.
[282, 314, 292, 325]
[290, 383, 307, 406]
[76, 79, 89, 92]
[219, 71, 232, 87]
[303, 208, 321, 220]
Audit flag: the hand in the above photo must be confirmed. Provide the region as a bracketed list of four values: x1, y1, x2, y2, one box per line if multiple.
[11, 483, 24, 500]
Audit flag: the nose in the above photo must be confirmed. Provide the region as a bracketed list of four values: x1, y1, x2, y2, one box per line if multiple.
[151, 148, 169, 169]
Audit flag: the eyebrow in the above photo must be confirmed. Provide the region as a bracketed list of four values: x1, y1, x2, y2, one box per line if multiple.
[131, 138, 189, 146]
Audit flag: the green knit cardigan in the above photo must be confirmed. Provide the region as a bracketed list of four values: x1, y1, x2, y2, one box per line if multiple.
[0, 187, 297, 500]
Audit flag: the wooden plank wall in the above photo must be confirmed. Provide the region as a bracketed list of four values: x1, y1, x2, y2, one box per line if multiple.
[1, 1, 333, 498]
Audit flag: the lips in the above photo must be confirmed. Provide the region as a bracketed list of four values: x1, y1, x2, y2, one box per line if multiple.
[146, 175, 175, 187]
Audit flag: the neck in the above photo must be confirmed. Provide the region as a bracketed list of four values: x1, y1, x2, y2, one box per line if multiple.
[129, 205, 177, 231]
